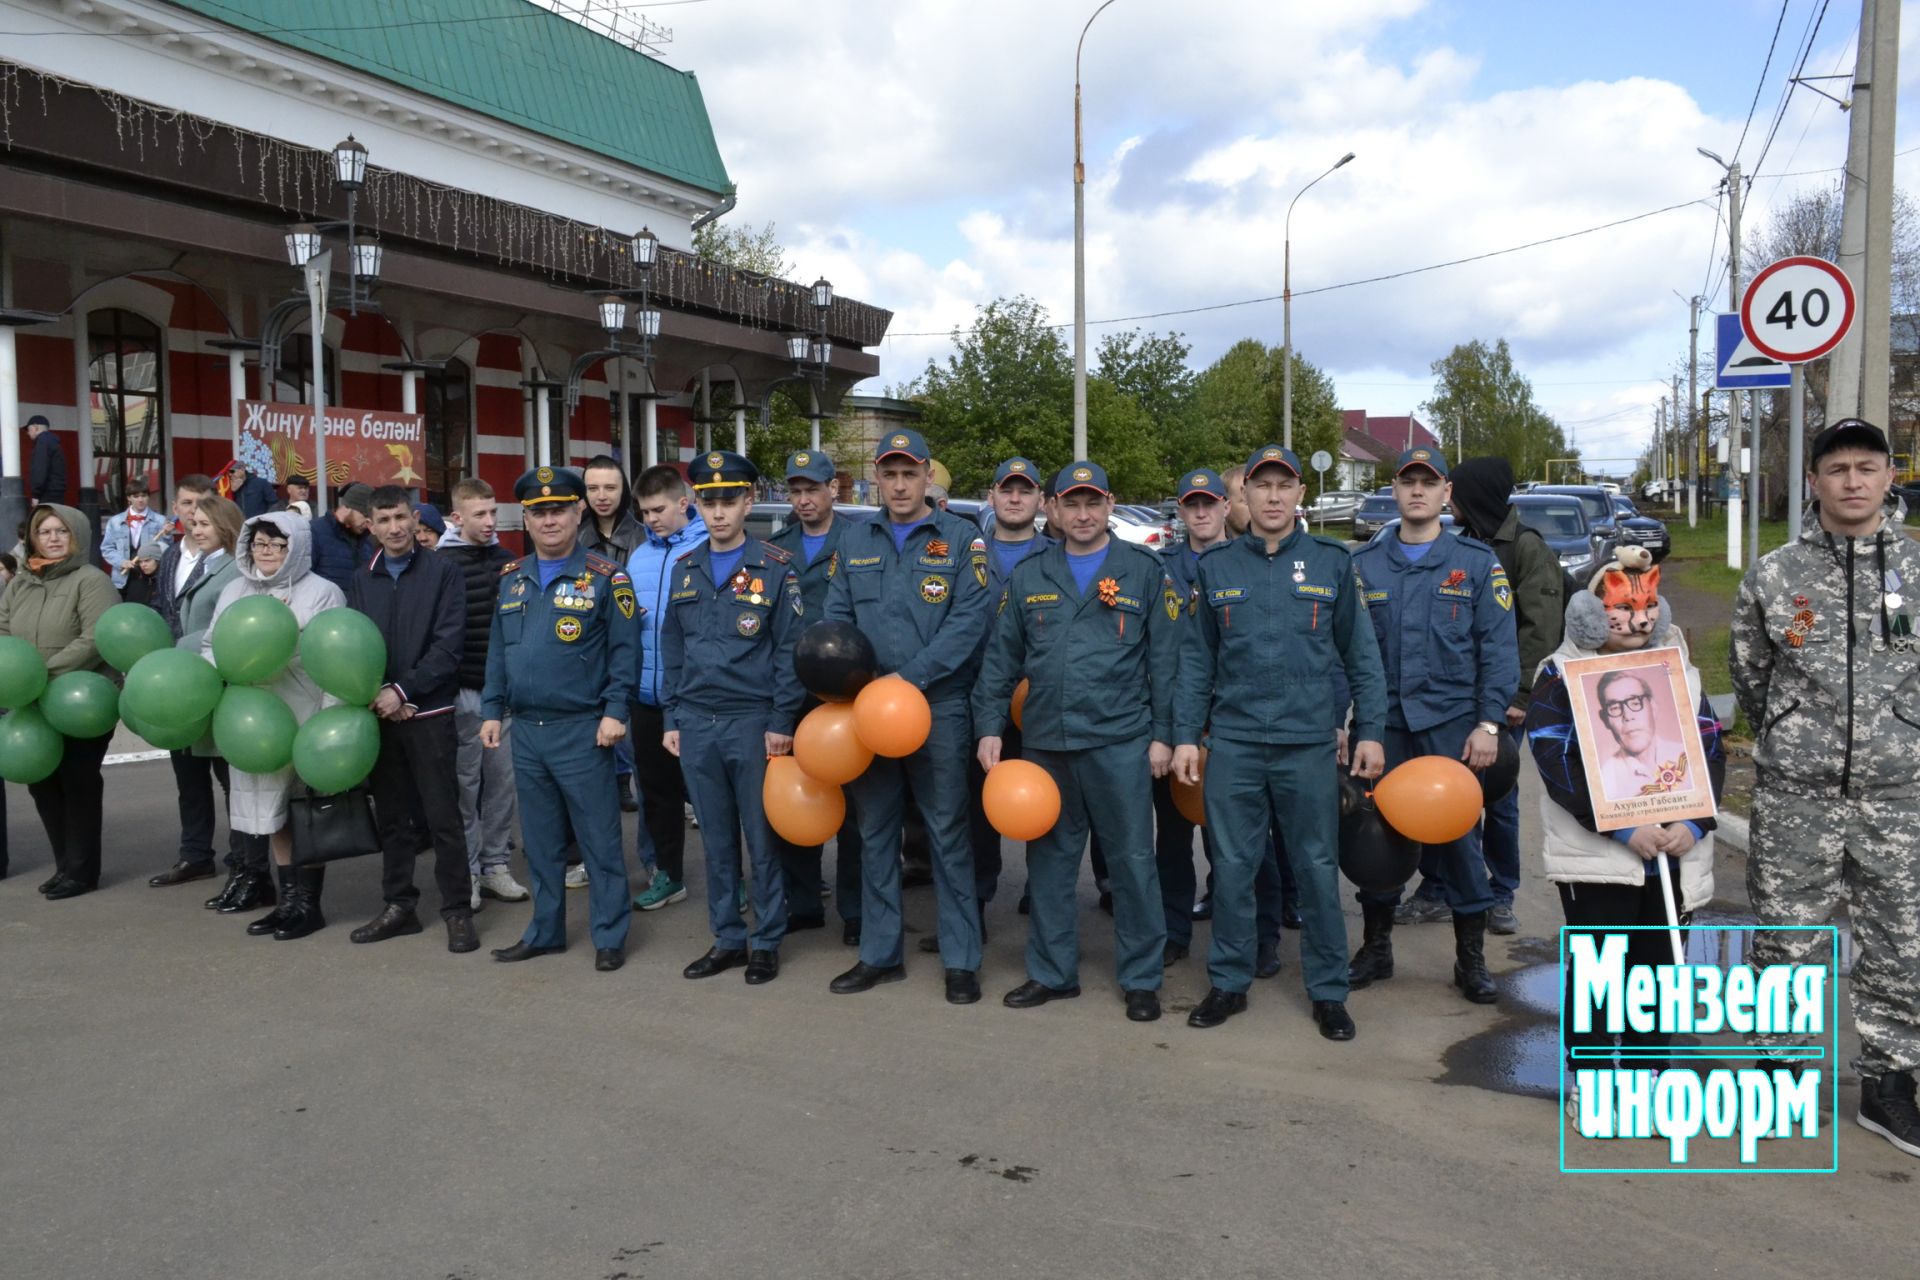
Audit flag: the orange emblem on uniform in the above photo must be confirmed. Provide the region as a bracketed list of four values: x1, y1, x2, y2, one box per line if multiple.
[1097, 577, 1121, 607]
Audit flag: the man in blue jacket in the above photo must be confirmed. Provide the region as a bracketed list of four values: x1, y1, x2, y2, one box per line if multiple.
[824, 428, 993, 1004]
[225, 461, 278, 518]
[310, 482, 372, 590]
[346, 486, 478, 954]
[1346, 448, 1520, 1005]
[625, 464, 708, 910]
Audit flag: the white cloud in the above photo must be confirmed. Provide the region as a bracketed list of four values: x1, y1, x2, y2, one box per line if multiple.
[655, 1, 1911, 462]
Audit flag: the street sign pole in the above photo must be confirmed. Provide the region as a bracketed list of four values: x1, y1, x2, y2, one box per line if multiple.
[303, 251, 332, 513]
[1788, 366, 1805, 539]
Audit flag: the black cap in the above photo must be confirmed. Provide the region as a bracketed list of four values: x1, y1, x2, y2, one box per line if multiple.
[1809, 418, 1890, 465]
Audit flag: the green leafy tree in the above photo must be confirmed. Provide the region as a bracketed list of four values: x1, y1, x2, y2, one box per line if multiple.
[918, 296, 1076, 494]
[1190, 340, 1344, 472]
[1423, 339, 1574, 483]
[692, 218, 791, 276]
[1097, 329, 1211, 479]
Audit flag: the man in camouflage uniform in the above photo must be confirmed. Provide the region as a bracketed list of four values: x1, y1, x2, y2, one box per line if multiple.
[1731, 419, 1920, 1158]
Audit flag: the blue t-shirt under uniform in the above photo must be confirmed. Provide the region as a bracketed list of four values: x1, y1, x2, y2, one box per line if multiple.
[536, 557, 570, 589]
[1399, 538, 1435, 563]
[888, 518, 928, 555]
[1065, 547, 1108, 597]
[801, 531, 829, 566]
[993, 537, 1037, 582]
[708, 544, 746, 586]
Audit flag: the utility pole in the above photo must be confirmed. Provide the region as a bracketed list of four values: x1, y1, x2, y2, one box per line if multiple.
[1671, 375, 1683, 508]
[1726, 160, 1745, 571]
[1826, 0, 1900, 429]
[1685, 298, 1700, 527]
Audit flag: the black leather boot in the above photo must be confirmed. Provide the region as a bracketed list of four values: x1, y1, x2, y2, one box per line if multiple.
[246, 867, 299, 936]
[273, 866, 327, 941]
[205, 867, 247, 911]
[221, 868, 277, 914]
[1452, 910, 1498, 1004]
[1347, 900, 1396, 988]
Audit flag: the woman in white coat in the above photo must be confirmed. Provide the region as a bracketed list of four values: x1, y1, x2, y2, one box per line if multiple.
[1525, 547, 1727, 1092]
[202, 511, 345, 940]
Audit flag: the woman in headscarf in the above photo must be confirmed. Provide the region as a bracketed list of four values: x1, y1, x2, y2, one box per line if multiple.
[202, 511, 344, 939]
[0, 503, 121, 898]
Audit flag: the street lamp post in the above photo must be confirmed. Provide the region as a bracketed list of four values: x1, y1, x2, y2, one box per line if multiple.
[563, 227, 662, 464]
[1072, 0, 1122, 462]
[1283, 151, 1354, 452]
[768, 277, 837, 455]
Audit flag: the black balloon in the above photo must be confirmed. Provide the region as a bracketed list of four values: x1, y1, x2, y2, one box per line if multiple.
[1339, 785, 1424, 894]
[794, 621, 878, 702]
[1479, 729, 1521, 806]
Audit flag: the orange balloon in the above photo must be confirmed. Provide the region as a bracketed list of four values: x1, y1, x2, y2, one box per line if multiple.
[981, 759, 1062, 841]
[1010, 678, 1030, 731]
[852, 675, 932, 758]
[763, 754, 847, 845]
[1171, 746, 1208, 826]
[793, 701, 874, 785]
[1372, 755, 1483, 844]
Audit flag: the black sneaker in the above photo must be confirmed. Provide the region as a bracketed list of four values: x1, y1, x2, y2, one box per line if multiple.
[1858, 1073, 1920, 1158]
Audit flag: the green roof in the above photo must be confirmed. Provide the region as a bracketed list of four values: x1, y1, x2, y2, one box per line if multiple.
[169, 0, 733, 196]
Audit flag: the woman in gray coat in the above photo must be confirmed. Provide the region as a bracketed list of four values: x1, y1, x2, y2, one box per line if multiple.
[201, 512, 344, 940]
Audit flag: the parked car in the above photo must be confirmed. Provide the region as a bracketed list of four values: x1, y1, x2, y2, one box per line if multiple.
[746, 502, 879, 542]
[1532, 484, 1620, 566]
[1370, 514, 1458, 543]
[944, 497, 990, 529]
[1610, 496, 1671, 562]
[1110, 505, 1173, 549]
[1308, 489, 1367, 524]
[1351, 487, 1396, 541]
[1510, 494, 1598, 582]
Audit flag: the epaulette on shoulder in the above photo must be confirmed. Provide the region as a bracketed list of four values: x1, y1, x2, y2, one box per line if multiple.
[498, 560, 520, 576]
[1454, 532, 1495, 555]
[1311, 532, 1357, 556]
[675, 548, 698, 563]
[584, 552, 617, 577]
[758, 539, 793, 564]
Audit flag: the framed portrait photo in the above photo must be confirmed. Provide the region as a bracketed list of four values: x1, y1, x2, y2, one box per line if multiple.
[1562, 646, 1717, 832]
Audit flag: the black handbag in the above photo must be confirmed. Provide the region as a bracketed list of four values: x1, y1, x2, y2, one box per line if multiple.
[288, 786, 381, 866]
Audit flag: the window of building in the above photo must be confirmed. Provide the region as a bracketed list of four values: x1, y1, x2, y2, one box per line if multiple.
[273, 335, 336, 408]
[88, 309, 164, 508]
[421, 359, 471, 507]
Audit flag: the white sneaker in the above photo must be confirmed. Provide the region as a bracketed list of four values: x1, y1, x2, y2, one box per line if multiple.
[469, 882, 482, 912]
[480, 868, 531, 902]
[563, 864, 589, 890]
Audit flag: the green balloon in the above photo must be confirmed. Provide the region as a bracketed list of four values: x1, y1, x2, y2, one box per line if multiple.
[299, 608, 387, 707]
[0, 636, 48, 710]
[211, 594, 300, 686]
[124, 708, 212, 752]
[0, 705, 65, 783]
[212, 685, 298, 774]
[95, 603, 174, 673]
[120, 648, 224, 729]
[39, 670, 120, 739]
[291, 704, 381, 794]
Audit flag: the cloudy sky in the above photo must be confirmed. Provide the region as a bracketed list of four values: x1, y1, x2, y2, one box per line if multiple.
[655, 0, 1918, 474]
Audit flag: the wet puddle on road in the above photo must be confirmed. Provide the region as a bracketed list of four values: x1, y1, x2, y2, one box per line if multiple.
[1437, 908, 1855, 1099]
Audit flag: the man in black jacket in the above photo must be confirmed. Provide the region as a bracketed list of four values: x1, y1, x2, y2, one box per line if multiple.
[345, 485, 478, 953]
[26, 415, 67, 506]
[438, 478, 528, 907]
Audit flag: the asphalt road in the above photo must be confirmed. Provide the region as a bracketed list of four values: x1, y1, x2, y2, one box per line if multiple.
[1, 758, 1913, 1280]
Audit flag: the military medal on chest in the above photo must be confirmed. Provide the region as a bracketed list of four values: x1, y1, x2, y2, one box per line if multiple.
[1292, 559, 1306, 584]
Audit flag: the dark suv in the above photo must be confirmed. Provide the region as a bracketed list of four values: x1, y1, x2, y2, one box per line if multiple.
[1351, 487, 1396, 540]
[1510, 493, 1598, 583]
[1532, 485, 1619, 566]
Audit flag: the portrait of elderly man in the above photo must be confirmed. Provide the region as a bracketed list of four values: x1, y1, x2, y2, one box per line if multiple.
[1592, 669, 1685, 801]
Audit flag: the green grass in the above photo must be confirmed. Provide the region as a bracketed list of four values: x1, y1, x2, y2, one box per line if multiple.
[1657, 510, 1791, 563]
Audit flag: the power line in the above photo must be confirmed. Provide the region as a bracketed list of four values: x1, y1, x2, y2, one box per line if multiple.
[1733, 0, 1794, 165]
[1749, 0, 1834, 180]
[886, 192, 1717, 340]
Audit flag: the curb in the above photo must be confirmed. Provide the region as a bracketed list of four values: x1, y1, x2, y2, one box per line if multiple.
[1715, 811, 1749, 854]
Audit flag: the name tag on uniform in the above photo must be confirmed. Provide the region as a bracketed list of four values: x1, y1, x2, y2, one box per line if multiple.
[670, 588, 699, 602]
[1025, 592, 1061, 606]
[1111, 594, 1143, 612]
[498, 599, 524, 613]
[1363, 589, 1390, 604]
[1292, 582, 1335, 600]
[918, 555, 955, 568]
[1436, 585, 1473, 599]
[1208, 587, 1247, 604]
[846, 556, 882, 570]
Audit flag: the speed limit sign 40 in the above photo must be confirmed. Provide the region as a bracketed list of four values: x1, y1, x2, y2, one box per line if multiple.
[1739, 255, 1856, 363]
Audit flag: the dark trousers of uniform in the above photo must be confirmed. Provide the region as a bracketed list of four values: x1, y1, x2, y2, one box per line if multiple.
[170, 750, 268, 872]
[1558, 874, 1691, 1074]
[776, 697, 864, 924]
[846, 700, 980, 971]
[513, 716, 630, 951]
[1359, 717, 1495, 916]
[28, 731, 114, 887]
[680, 711, 788, 952]
[1024, 738, 1166, 992]
[629, 702, 689, 882]
[1205, 739, 1344, 999]
[1154, 777, 1285, 950]
[369, 713, 473, 920]
[966, 719, 1021, 902]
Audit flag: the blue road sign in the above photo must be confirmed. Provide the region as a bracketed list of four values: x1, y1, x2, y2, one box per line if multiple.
[1715, 313, 1793, 390]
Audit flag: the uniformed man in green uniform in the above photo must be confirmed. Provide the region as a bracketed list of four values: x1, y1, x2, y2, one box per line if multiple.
[1172, 444, 1386, 1038]
[974, 461, 1182, 1022]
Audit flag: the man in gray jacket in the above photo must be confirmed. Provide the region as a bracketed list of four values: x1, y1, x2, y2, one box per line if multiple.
[1731, 419, 1920, 1158]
